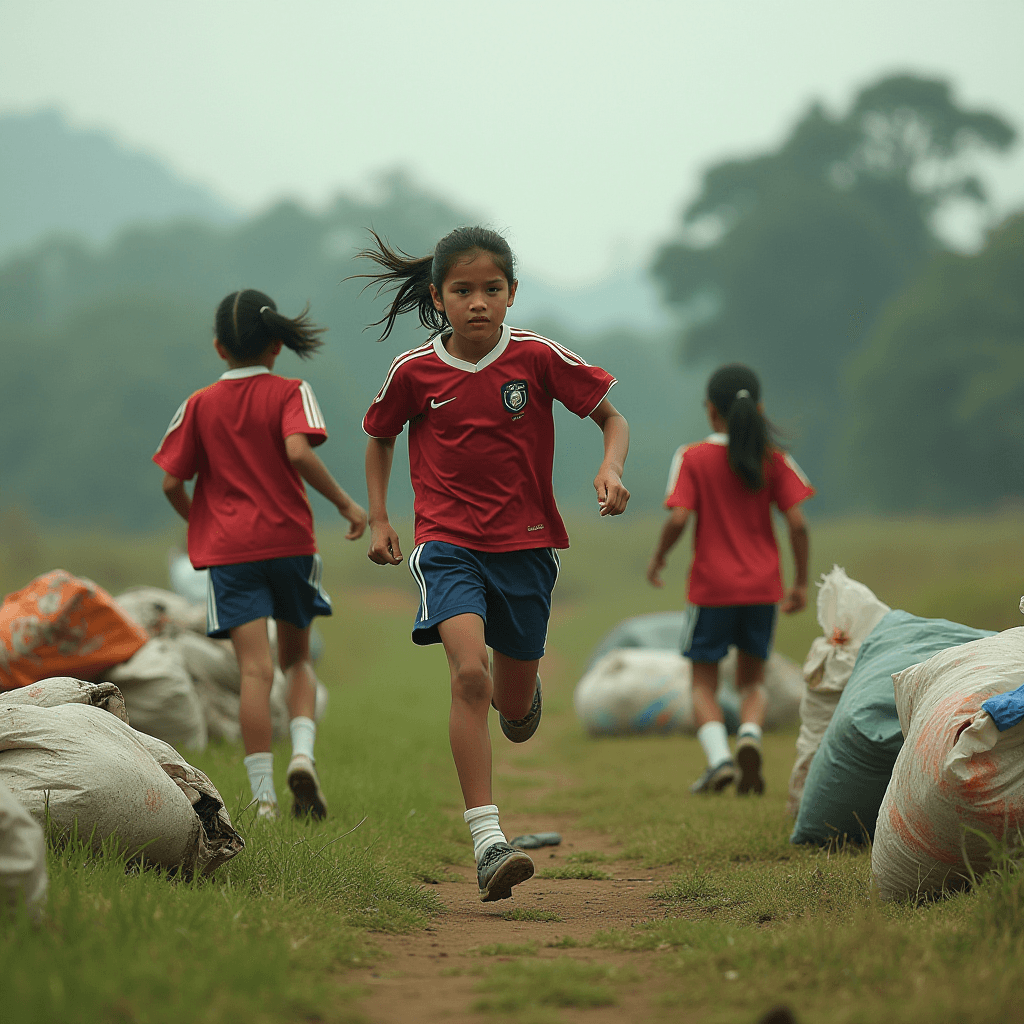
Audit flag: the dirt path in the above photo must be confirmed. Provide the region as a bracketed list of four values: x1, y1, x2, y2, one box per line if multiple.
[354, 744, 682, 1022]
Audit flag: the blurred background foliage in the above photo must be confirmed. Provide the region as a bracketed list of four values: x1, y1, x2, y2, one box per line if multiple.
[0, 72, 1020, 532]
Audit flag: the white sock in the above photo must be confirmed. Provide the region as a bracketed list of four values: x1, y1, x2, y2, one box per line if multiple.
[289, 716, 316, 761]
[243, 752, 277, 805]
[464, 804, 507, 862]
[738, 722, 763, 742]
[697, 721, 731, 768]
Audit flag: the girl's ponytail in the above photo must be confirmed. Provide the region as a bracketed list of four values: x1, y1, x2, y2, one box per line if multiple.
[707, 364, 773, 491]
[354, 226, 516, 342]
[215, 289, 325, 361]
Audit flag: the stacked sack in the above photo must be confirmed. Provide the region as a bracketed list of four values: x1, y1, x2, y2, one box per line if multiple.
[873, 618, 1024, 899]
[574, 612, 804, 737]
[0, 677, 243, 876]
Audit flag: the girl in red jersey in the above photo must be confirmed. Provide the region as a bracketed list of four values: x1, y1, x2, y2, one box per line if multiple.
[154, 290, 366, 820]
[647, 364, 813, 796]
[358, 227, 630, 901]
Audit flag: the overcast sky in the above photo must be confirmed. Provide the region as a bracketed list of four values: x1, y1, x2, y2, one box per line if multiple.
[4, 0, 1023, 285]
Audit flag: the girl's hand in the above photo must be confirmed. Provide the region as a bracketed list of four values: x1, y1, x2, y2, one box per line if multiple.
[780, 585, 807, 614]
[594, 467, 629, 516]
[342, 501, 368, 541]
[646, 553, 667, 588]
[368, 520, 403, 565]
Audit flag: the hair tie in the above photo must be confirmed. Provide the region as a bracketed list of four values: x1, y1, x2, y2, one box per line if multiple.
[259, 305, 270, 314]
[736, 388, 751, 400]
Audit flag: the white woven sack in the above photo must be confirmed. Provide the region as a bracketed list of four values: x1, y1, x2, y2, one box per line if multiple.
[872, 626, 1024, 899]
[786, 687, 842, 816]
[1, 677, 128, 722]
[0, 703, 202, 870]
[802, 566, 890, 694]
[174, 632, 240, 692]
[105, 639, 207, 751]
[115, 586, 206, 637]
[0, 780, 47, 918]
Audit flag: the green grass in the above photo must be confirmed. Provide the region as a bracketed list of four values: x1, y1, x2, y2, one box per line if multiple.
[474, 941, 540, 957]
[3, 509, 1024, 1022]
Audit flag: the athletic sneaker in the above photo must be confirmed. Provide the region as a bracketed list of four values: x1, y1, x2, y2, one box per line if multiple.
[476, 841, 535, 902]
[256, 800, 279, 821]
[287, 753, 328, 820]
[736, 736, 765, 795]
[498, 676, 542, 743]
[690, 759, 737, 794]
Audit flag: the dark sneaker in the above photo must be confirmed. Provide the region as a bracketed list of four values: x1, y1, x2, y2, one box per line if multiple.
[690, 759, 737, 794]
[499, 676, 542, 743]
[476, 842, 535, 902]
[287, 754, 328, 820]
[736, 736, 765, 795]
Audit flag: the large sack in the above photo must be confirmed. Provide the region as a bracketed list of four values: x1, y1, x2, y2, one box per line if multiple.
[0, 703, 202, 871]
[574, 647, 802, 736]
[0, 571, 149, 690]
[174, 632, 240, 692]
[586, 612, 689, 670]
[873, 627, 1024, 899]
[0, 781, 47, 918]
[0, 676, 128, 722]
[788, 568, 891, 814]
[115, 586, 206, 638]
[105, 640, 207, 751]
[791, 610, 993, 846]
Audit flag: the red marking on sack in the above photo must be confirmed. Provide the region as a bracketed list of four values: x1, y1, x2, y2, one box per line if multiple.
[828, 627, 850, 647]
[144, 788, 165, 813]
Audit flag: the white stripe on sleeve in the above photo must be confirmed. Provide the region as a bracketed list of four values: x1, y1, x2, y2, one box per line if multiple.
[159, 399, 189, 445]
[665, 445, 687, 499]
[299, 381, 326, 430]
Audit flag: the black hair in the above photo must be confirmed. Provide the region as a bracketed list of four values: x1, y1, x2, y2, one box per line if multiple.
[707, 364, 777, 491]
[354, 226, 516, 341]
[214, 289, 325, 361]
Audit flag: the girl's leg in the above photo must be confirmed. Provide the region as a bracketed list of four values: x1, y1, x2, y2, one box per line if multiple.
[276, 619, 327, 819]
[734, 650, 767, 795]
[438, 613, 494, 809]
[690, 660, 734, 792]
[491, 651, 540, 722]
[230, 618, 278, 812]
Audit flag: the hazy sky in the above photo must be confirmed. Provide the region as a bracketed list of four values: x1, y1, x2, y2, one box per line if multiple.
[4, 0, 1023, 284]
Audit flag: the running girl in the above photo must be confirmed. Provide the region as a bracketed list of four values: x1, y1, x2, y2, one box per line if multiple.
[154, 290, 366, 820]
[646, 364, 812, 796]
[359, 227, 629, 901]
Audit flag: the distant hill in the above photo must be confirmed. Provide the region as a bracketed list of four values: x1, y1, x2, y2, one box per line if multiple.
[0, 108, 236, 260]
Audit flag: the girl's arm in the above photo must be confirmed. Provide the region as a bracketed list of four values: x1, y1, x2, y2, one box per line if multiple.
[589, 399, 630, 516]
[780, 505, 809, 613]
[285, 433, 367, 540]
[647, 507, 691, 587]
[161, 473, 192, 523]
[365, 436, 404, 565]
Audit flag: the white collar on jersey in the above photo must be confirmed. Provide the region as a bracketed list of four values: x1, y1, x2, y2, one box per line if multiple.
[219, 366, 271, 380]
[706, 432, 728, 445]
[432, 323, 510, 373]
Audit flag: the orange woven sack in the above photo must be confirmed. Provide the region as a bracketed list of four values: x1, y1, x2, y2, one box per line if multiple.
[0, 571, 149, 690]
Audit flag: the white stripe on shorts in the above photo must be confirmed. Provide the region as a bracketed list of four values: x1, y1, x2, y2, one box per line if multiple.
[307, 553, 331, 607]
[206, 572, 220, 633]
[408, 544, 428, 622]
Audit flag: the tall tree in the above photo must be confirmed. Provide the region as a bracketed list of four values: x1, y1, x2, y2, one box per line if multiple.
[844, 212, 1024, 511]
[651, 74, 1015, 498]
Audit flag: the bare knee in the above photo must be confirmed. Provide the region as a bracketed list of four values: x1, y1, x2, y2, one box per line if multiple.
[451, 660, 492, 708]
[239, 661, 274, 693]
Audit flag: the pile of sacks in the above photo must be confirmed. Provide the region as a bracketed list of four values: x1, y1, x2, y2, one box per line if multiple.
[0, 570, 327, 752]
[788, 569, 1024, 899]
[0, 676, 244, 878]
[573, 611, 804, 736]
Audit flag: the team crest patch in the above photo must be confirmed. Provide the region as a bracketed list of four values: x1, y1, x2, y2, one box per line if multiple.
[501, 380, 529, 414]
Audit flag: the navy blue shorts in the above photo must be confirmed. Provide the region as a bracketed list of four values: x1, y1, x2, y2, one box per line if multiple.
[206, 554, 332, 639]
[681, 603, 777, 663]
[407, 542, 560, 661]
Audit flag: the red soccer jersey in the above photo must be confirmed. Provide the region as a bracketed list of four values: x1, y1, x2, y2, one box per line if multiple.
[363, 324, 616, 552]
[153, 367, 328, 568]
[665, 433, 814, 606]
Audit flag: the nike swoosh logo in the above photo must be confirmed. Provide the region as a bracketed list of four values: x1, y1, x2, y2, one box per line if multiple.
[430, 397, 457, 409]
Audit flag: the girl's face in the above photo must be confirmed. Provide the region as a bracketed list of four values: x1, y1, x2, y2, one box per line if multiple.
[430, 252, 517, 343]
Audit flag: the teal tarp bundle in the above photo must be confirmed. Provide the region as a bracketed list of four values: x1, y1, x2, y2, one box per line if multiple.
[790, 609, 994, 846]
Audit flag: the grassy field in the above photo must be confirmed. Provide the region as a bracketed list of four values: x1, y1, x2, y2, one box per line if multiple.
[2, 510, 1023, 1022]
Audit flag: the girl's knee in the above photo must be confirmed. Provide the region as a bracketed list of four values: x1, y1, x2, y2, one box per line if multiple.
[451, 661, 492, 706]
